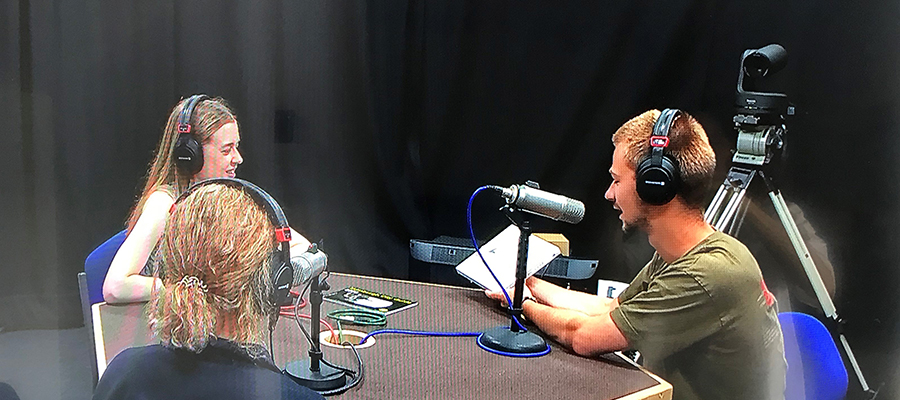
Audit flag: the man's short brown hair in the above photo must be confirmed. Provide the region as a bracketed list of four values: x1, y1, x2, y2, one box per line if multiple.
[612, 109, 716, 208]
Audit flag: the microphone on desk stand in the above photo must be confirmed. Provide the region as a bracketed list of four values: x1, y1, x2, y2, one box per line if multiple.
[290, 245, 328, 287]
[495, 183, 585, 224]
[473, 182, 585, 357]
[283, 244, 350, 392]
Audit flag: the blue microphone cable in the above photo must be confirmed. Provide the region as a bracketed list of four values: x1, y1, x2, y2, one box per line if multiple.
[467, 185, 528, 332]
[475, 336, 551, 357]
[361, 329, 482, 345]
[313, 186, 544, 362]
[357, 329, 550, 358]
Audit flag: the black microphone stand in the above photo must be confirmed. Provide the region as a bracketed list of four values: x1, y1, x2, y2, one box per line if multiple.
[477, 206, 549, 355]
[284, 273, 347, 391]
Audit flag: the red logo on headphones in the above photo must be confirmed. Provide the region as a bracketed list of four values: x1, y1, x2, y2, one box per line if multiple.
[275, 227, 291, 242]
[760, 279, 775, 307]
[649, 136, 669, 148]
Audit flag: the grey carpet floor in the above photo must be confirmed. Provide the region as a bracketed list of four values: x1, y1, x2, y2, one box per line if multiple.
[0, 327, 93, 400]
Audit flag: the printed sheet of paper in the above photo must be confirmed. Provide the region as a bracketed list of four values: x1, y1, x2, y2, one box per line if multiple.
[455, 224, 561, 292]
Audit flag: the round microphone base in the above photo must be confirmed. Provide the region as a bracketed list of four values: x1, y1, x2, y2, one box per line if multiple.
[284, 359, 347, 391]
[477, 326, 550, 357]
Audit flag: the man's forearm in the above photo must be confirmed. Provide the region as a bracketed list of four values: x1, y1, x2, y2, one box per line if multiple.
[530, 278, 618, 316]
[523, 299, 628, 356]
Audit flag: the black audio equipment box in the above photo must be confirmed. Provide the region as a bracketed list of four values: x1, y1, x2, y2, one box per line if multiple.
[409, 236, 599, 292]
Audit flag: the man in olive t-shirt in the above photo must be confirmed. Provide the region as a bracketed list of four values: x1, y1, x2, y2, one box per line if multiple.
[487, 109, 786, 400]
[611, 231, 785, 399]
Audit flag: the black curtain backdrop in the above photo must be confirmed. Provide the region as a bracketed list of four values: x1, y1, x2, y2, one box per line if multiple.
[3, 0, 899, 396]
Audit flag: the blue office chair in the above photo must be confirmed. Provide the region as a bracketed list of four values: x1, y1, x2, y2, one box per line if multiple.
[779, 311, 848, 400]
[78, 229, 127, 387]
[82, 229, 128, 304]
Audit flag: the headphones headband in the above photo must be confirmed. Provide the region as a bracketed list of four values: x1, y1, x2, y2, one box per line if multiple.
[172, 177, 295, 307]
[177, 94, 210, 134]
[635, 108, 682, 205]
[649, 108, 681, 164]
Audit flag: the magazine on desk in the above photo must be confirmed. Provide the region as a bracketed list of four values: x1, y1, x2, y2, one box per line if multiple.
[323, 286, 418, 315]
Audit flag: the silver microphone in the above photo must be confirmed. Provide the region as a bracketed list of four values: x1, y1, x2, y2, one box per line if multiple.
[290, 244, 327, 286]
[498, 183, 585, 224]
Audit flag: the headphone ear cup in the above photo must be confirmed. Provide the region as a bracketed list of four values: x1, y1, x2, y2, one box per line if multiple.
[174, 134, 204, 175]
[270, 257, 294, 307]
[636, 155, 679, 205]
[174, 177, 295, 313]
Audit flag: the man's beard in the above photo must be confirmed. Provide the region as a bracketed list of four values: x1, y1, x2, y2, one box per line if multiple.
[621, 207, 650, 239]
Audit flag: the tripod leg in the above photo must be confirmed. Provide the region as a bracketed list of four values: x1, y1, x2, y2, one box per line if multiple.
[705, 182, 730, 222]
[728, 197, 752, 236]
[707, 167, 756, 232]
[767, 188, 874, 393]
[715, 187, 748, 232]
[705, 182, 744, 232]
[767, 190, 835, 317]
[839, 334, 873, 393]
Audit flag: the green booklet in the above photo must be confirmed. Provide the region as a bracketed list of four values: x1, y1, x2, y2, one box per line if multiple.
[323, 286, 418, 315]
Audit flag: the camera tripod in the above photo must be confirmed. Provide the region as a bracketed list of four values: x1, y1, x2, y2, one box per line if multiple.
[704, 164, 878, 399]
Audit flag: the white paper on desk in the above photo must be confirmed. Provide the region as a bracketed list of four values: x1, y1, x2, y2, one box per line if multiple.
[455, 224, 561, 293]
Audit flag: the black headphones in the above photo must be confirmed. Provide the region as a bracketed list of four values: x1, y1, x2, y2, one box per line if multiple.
[173, 94, 210, 176]
[636, 108, 682, 205]
[172, 177, 295, 308]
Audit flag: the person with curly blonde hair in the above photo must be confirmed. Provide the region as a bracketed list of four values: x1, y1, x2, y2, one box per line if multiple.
[94, 183, 323, 400]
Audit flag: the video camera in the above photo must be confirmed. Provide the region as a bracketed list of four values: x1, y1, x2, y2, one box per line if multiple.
[732, 44, 795, 166]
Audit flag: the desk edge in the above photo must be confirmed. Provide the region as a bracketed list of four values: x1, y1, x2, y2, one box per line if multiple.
[614, 352, 673, 400]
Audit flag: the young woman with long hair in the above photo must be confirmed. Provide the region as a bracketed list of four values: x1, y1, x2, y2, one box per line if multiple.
[103, 95, 309, 303]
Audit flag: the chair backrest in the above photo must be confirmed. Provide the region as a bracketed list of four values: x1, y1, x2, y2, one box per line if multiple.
[77, 272, 99, 387]
[83, 229, 128, 304]
[779, 311, 848, 400]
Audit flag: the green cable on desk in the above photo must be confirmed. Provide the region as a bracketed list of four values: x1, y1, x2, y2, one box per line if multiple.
[327, 308, 388, 326]
[327, 309, 388, 343]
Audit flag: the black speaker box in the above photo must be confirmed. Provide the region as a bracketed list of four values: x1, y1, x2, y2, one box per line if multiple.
[409, 236, 599, 293]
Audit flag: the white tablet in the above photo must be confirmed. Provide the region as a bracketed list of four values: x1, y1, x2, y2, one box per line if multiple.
[455, 224, 561, 292]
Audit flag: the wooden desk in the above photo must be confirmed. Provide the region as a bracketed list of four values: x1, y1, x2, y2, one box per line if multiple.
[94, 273, 671, 400]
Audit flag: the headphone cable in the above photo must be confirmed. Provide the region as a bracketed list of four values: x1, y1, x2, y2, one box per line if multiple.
[316, 341, 364, 396]
[279, 309, 338, 344]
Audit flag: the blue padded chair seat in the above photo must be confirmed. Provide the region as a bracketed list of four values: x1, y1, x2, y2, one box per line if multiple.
[779, 311, 848, 400]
